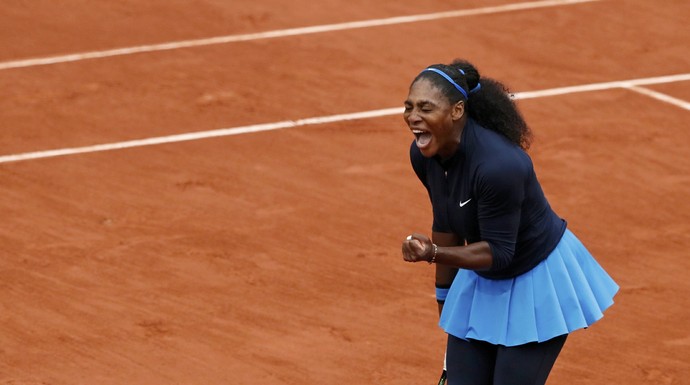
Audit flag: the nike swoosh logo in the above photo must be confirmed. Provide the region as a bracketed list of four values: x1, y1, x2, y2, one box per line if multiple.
[459, 199, 472, 207]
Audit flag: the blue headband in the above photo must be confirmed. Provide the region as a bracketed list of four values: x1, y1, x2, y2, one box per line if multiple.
[422, 67, 481, 98]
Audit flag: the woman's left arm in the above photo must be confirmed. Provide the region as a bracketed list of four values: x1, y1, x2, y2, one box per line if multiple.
[434, 241, 493, 270]
[403, 234, 493, 270]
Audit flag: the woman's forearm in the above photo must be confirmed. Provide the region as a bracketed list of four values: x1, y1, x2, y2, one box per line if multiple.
[435, 241, 493, 271]
[432, 232, 460, 316]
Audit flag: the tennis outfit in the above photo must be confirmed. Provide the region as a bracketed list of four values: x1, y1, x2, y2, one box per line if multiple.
[410, 118, 619, 347]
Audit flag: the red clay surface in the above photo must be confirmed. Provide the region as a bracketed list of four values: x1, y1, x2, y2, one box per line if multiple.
[1, 1, 689, 384]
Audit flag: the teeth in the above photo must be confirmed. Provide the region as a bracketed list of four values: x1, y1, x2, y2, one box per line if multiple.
[412, 130, 424, 134]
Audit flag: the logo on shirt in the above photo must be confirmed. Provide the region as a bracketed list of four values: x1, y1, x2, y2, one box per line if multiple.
[459, 198, 472, 207]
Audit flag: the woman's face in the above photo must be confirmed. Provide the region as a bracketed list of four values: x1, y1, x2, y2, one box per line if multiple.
[404, 78, 464, 159]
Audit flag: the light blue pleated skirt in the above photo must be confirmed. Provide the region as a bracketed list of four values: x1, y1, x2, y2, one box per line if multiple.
[439, 229, 619, 347]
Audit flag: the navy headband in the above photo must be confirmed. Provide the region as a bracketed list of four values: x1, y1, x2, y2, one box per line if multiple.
[422, 67, 481, 99]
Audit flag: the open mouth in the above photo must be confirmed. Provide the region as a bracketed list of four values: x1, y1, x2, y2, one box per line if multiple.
[412, 129, 432, 148]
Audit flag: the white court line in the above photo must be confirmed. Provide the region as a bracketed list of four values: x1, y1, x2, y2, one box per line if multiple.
[1, 73, 688, 165]
[0, 0, 599, 71]
[623, 85, 690, 111]
[516, 74, 690, 99]
[0, 108, 401, 164]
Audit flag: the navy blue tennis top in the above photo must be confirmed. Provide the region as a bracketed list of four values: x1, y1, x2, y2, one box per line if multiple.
[410, 118, 567, 279]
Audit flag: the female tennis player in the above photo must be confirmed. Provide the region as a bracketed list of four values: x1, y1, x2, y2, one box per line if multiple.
[401, 59, 619, 385]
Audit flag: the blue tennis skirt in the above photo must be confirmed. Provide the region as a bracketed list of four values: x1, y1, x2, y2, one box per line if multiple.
[439, 229, 619, 347]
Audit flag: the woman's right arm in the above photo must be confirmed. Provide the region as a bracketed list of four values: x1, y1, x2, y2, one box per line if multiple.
[433, 231, 460, 316]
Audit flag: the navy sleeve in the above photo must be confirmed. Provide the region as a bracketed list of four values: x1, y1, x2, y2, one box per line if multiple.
[410, 141, 429, 191]
[410, 142, 445, 231]
[475, 156, 529, 271]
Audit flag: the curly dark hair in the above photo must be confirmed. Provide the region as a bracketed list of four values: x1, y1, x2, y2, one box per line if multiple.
[412, 59, 533, 150]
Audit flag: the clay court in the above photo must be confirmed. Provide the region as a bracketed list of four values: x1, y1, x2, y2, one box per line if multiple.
[1, 0, 689, 384]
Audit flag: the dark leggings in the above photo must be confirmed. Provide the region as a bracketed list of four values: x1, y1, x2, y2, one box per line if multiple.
[446, 334, 567, 385]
